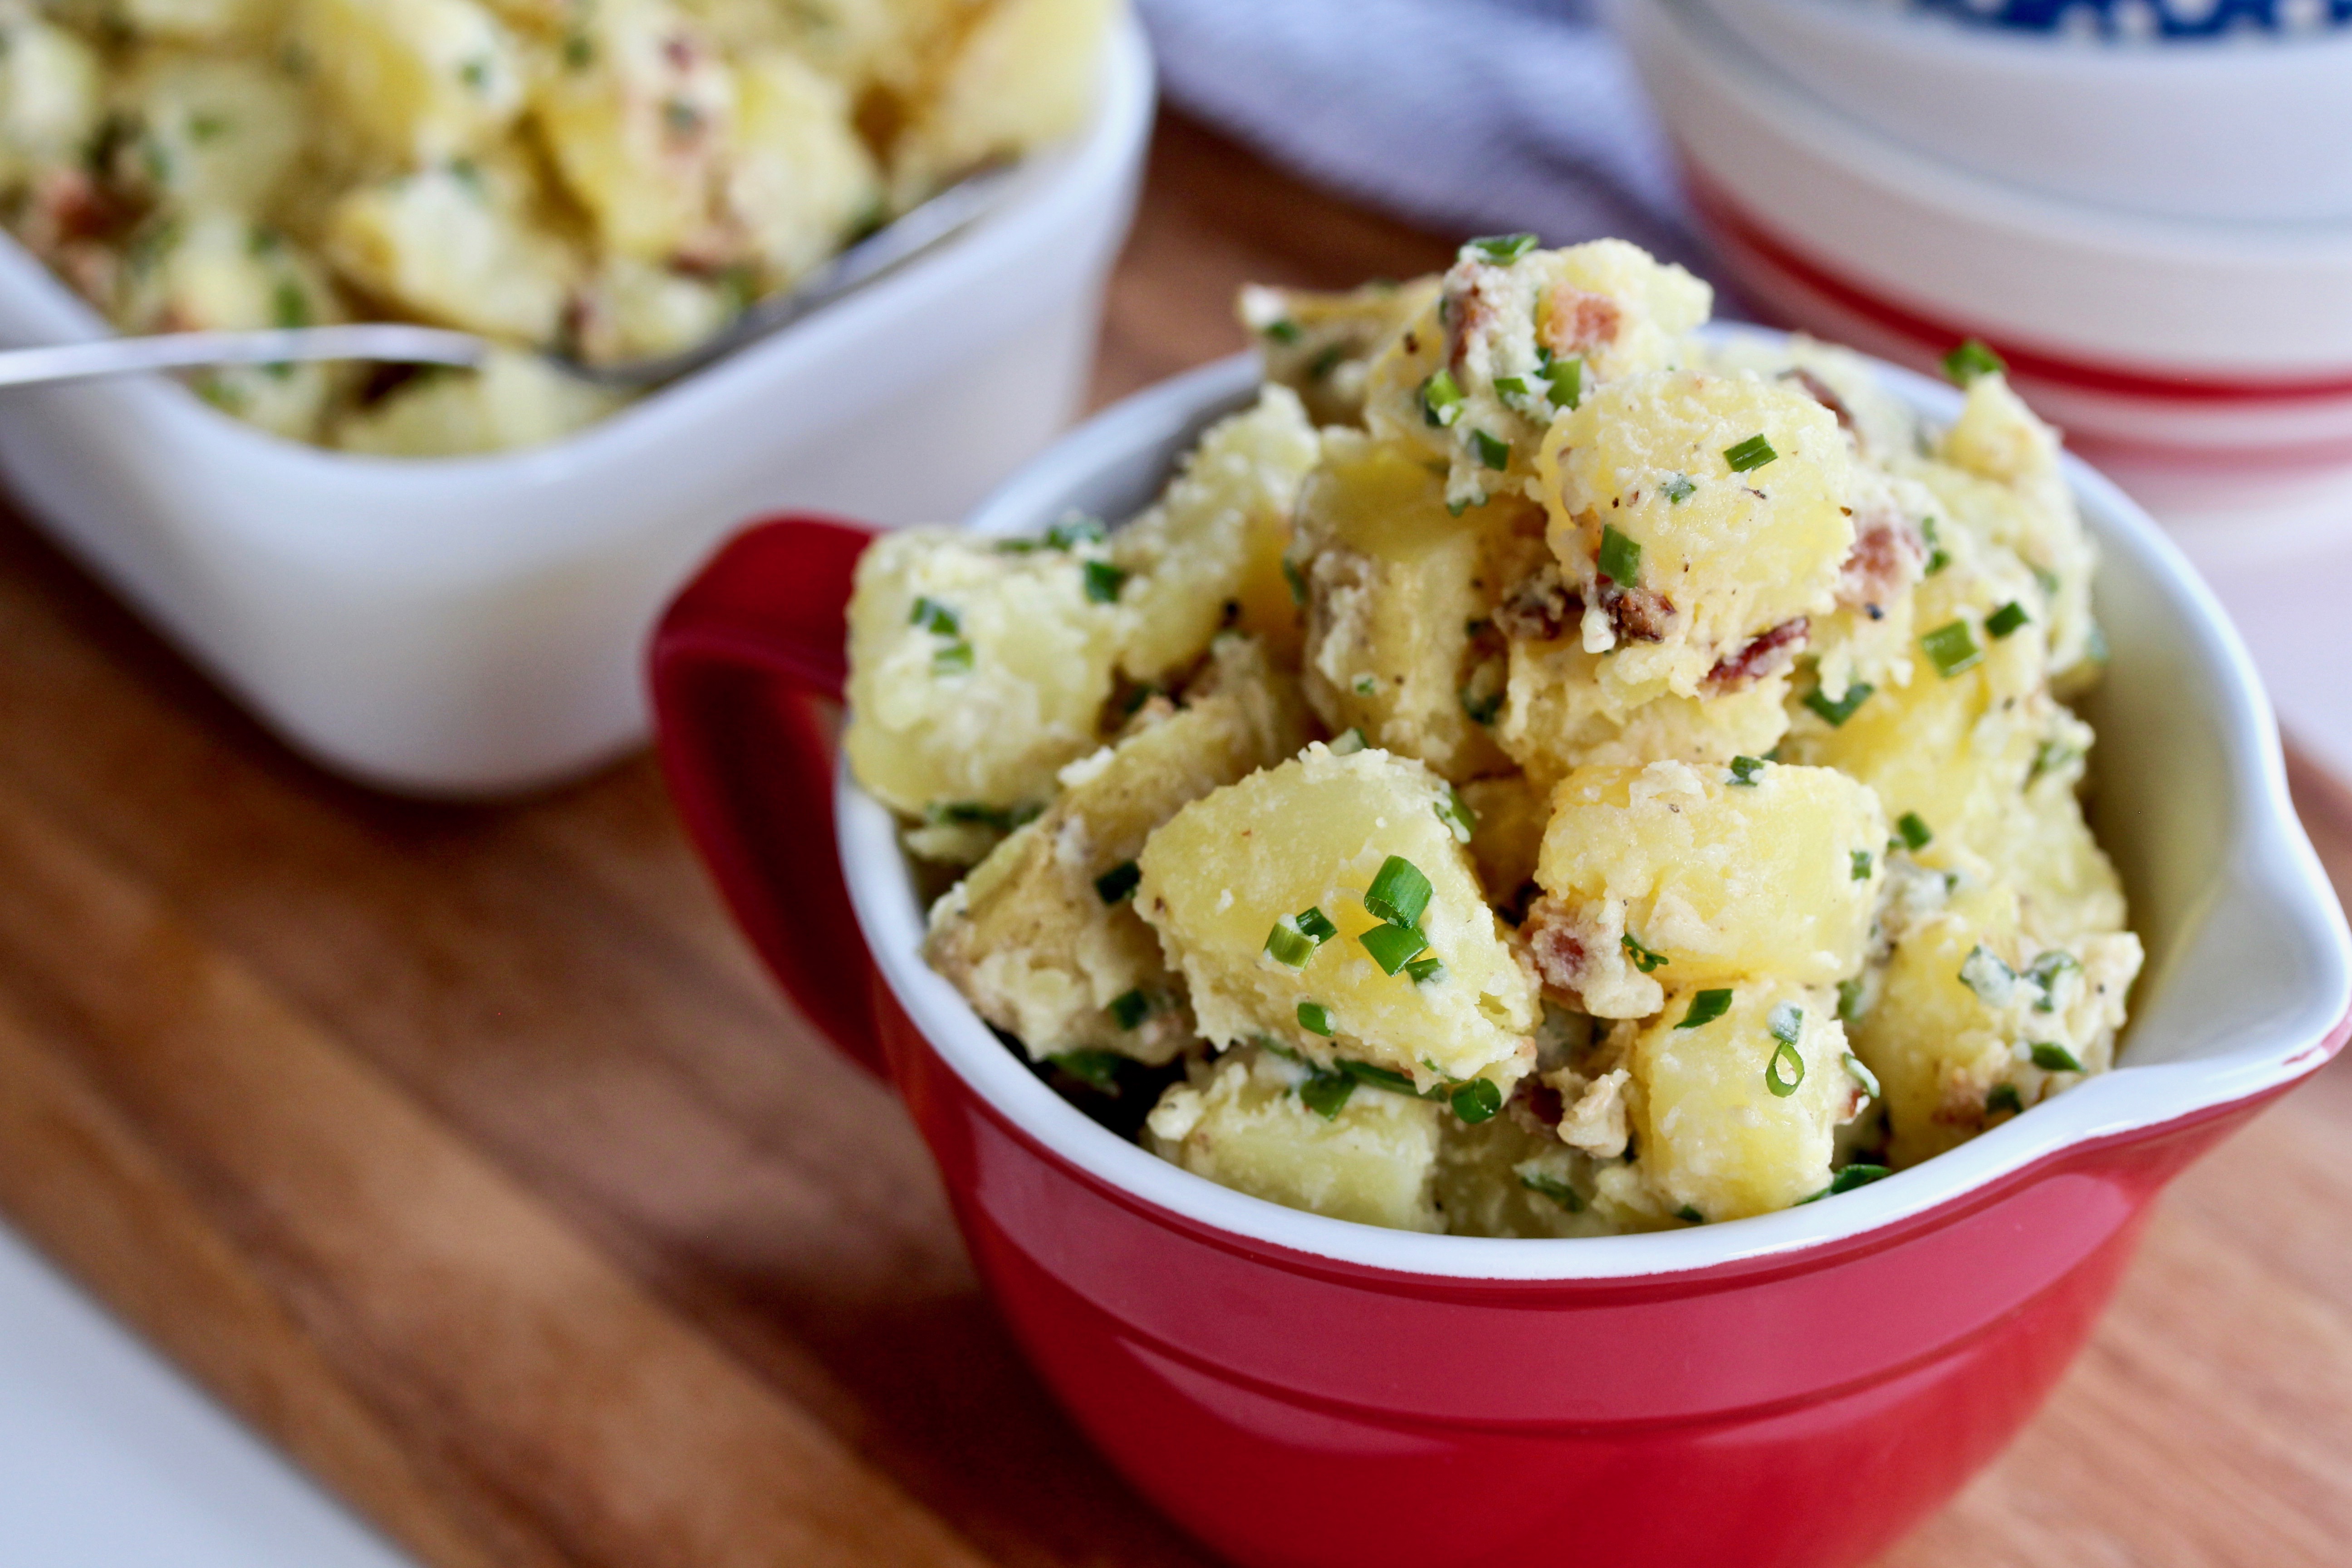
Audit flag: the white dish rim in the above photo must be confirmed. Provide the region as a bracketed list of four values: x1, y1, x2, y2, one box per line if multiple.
[836, 333, 2352, 1284]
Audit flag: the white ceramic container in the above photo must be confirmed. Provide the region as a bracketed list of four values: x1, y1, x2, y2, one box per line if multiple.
[0, 15, 1153, 799]
[1617, 0, 2352, 472]
[1701, 0, 2352, 225]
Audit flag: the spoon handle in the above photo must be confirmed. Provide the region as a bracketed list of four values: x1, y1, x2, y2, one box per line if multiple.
[0, 325, 489, 389]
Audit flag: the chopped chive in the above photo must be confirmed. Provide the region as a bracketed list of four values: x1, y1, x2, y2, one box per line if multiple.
[1622, 931, 1669, 974]
[2086, 622, 2110, 664]
[1045, 514, 1106, 549]
[1353, 675, 1377, 696]
[1800, 1163, 1892, 1203]
[1943, 338, 2007, 386]
[1283, 557, 1308, 605]
[1960, 945, 2019, 1007]
[1493, 374, 1531, 401]
[1597, 524, 1641, 586]
[1468, 232, 1540, 263]
[1450, 1078, 1503, 1123]
[1896, 811, 1933, 852]
[1843, 1051, 1881, 1098]
[1987, 1082, 2024, 1116]
[1661, 472, 1695, 505]
[1107, 989, 1150, 1030]
[2028, 738, 2079, 785]
[1297, 1000, 1333, 1036]
[564, 32, 593, 67]
[2026, 951, 2079, 1009]
[1724, 433, 1778, 472]
[1766, 1036, 1806, 1098]
[2031, 564, 2062, 598]
[1728, 755, 1765, 787]
[1084, 561, 1128, 604]
[1803, 681, 1874, 728]
[1921, 620, 1982, 678]
[1768, 1003, 1804, 1047]
[1851, 848, 1873, 881]
[1837, 978, 1866, 1024]
[1677, 989, 1733, 1029]
[1309, 344, 1345, 381]
[1330, 727, 1368, 755]
[1434, 787, 1477, 844]
[1263, 318, 1302, 344]
[1676, 1205, 1705, 1224]
[1264, 916, 1318, 968]
[1472, 429, 1510, 471]
[1921, 517, 1951, 576]
[1405, 955, 1445, 984]
[931, 641, 974, 675]
[1460, 687, 1503, 726]
[2030, 1042, 2083, 1073]
[1421, 368, 1465, 428]
[1357, 921, 1429, 975]
[1542, 354, 1583, 410]
[1363, 856, 1433, 928]
[909, 596, 960, 636]
[1295, 906, 1338, 943]
[1298, 1070, 1354, 1120]
[1049, 1049, 1123, 1089]
[1984, 601, 2030, 639]
[1337, 1059, 1416, 1093]
[1519, 1171, 1585, 1211]
[1093, 861, 1141, 904]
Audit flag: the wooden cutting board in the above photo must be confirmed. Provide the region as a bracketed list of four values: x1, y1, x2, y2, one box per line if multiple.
[0, 113, 2347, 1568]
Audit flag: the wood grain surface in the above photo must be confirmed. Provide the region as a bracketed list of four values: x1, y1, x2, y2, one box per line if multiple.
[1, 110, 2348, 1568]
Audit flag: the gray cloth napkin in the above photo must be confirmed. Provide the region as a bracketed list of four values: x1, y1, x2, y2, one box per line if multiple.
[1134, 0, 1714, 277]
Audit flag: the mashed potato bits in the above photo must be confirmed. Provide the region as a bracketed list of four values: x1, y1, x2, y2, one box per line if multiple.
[843, 235, 2142, 1237]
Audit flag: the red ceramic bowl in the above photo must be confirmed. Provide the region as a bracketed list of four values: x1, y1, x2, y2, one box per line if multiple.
[649, 344, 2352, 1568]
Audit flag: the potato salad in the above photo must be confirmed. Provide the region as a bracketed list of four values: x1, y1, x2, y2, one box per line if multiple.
[844, 236, 2143, 1236]
[0, 0, 1110, 454]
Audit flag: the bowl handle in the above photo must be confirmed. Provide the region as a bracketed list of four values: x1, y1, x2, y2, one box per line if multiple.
[649, 514, 890, 1078]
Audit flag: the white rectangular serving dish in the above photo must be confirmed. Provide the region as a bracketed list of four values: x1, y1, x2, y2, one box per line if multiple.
[0, 16, 1153, 798]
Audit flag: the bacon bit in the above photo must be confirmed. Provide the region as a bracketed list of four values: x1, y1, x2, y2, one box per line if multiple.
[1837, 513, 1926, 614]
[1523, 1081, 1566, 1127]
[1603, 583, 1676, 643]
[20, 167, 121, 257]
[1441, 264, 1507, 371]
[1539, 288, 1622, 357]
[1493, 560, 1580, 642]
[1525, 895, 1597, 998]
[1782, 368, 1855, 435]
[1707, 617, 1808, 689]
[663, 33, 700, 68]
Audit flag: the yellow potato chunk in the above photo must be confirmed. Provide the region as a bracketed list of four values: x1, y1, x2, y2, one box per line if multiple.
[331, 349, 621, 456]
[0, 15, 103, 193]
[1238, 277, 1438, 428]
[1536, 759, 1886, 998]
[1291, 429, 1528, 779]
[726, 49, 882, 286]
[298, 0, 528, 166]
[1629, 977, 1863, 1221]
[568, 256, 733, 366]
[1112, 387, 1321, 682]
[54, 0, 283, 42]
[924, 636, 1310, 1064]
[1500, 632, 1793, 792]
[1435, 1111, 1626, 1239]
[1136, 744, 1539, 1088]
[1537, 367, 1853, 701]
[1146, 1048, 1445, 1233]
[323, 161, 581, 343]
[1849, 880, 2141, 1166]
[887, 0, 1112, 203]
[844, 529, 1124, 817]
[1457, 772, 1548, 908]
[107, 52, 303, 214]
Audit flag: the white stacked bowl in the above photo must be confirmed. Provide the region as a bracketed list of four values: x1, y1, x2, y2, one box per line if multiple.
[1615, 0, 2352, 538]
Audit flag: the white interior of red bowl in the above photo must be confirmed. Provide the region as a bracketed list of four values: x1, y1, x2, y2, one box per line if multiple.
[838, 332, 2352, 1281]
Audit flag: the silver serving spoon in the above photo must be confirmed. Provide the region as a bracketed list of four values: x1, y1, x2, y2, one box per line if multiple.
[0, 163, 1022, 394]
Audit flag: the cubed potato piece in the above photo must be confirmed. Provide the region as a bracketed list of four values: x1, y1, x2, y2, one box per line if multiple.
[1291, 429, 1528, 779]
[108, 52, 305, 215]
[1535, 367, 1854, 701]
[1238, 277, 1439, 428]
[1146, 1048, 1444, 1233]
[1534, 759, 1886, 1003]
[298, 0, 528, 165]
[116, 214, 348, 441]
[1628, 977, 1865, 1221]
[0, 15, 103, 193]
[1111, 387, 1322, 682]
[1435, 1109, 1627, 1238]
[844, 529, 1125, 817]
[324, 161, 581, 342]
[534, 0, 734, 262]
[331, 347, 622, 455]
[1499, 631, 1793, 792]
[1457, 773, 1548, 908]
[725, 49, 882, 286]
[887, 0, 1111, 202]
[568, 255, 733, 366]
[1848, 881, 2141, 1167]
[1697, 333, 1928, 469]
[925, 636, 1311, 1064]
[52, 0, 284, 41]
[1136, 744, 1540, 1088]
[1362, 238, 1712, 512]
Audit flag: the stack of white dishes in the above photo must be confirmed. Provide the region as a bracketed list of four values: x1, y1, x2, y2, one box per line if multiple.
[1616, 0, 2352, 769]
